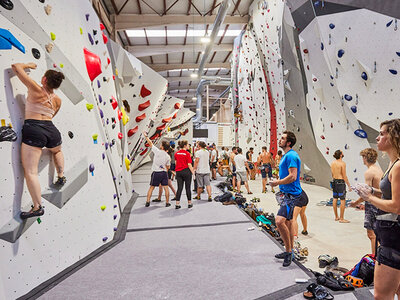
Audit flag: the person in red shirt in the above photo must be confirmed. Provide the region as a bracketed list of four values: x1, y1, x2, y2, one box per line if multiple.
[174, 140, 195, 209]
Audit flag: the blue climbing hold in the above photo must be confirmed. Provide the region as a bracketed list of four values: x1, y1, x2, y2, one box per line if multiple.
[329, 23, 335, 29]
[314, 1, 320, 7]
[345, 144, 349, 150]
[387, 20, 393, 27]
[351, 106, 357, 113]
[361, 72, 368, 80]
[321, 42, 324, 50]
[354, 129, 368, 139]
[88, 33, 94, 45]
[98, 94, 102, 103]
[344, 94, 352, 101]
[330, 75, 334, 80]
[389, 112, 393, 116]
[389, 69, 398, 75]
[396, 52, 400, 57]
[0, 28, 25, 53]
[338, 49, 345, 58]
[330, 82, 334, 87]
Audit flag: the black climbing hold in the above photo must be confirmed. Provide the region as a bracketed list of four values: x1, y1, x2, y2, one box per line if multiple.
[31, 48, 40, 59]
[68, 131, 74, 139]
[39, 0, 45, 2]
[93, 30, 97, 35]
[0, 0, 14, 10]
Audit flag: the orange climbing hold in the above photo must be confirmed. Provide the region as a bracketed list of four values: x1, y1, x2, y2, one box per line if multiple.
[157, 123, 166, 131]
[162, 116, 172, 123]
[172, 112, 177, 119]
[140, 85, 152, 98]
[83, 48, 102, 81]
[127, 126, 138, 137]
[138, 100, 151, 111]
[174, 103, 181, 109]
[136, 113, 146, 122]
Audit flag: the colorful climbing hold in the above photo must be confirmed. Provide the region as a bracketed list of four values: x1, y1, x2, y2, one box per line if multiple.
[354, 129, 368, 139]
[100, 23, 105, 31]
[329, 23, 335, 29]
[337, 49, 345, 58]
[86, 103, 94, 111]
[68, 131, 74, 139]
[31, 48, 40, 59]
[89, 163, 95, 175]
[138, 100, 151, 111]
[0, 0, 13, 10]
[118, 132, 123, 139]
[351, 106, 357, 113]
[140, 85, 152, 98]
[83, 48, 102, 81]
[125, 157, 130, 171]
[127, 126, 138, 137]
[92, 134, 98, 144]
[344, 94, 352, 101]
[102, 32, 108, 44]
[101, 205, 106, 211]
[361, 72, 368, 80]
[50, 32, 56, 41]
[102, 237, 108, 242]
[389, 69, 398, 75]
[111, 96, 118, 109]
[136, 113, 146, 122]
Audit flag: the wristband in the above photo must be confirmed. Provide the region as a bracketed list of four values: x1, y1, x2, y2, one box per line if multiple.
[370, 187, 374, 194]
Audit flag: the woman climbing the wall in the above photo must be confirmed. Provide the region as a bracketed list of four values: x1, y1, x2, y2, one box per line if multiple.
[174, 140, 195, 209]
[354, 119, 400, 299]
[12, 63, 65, 219]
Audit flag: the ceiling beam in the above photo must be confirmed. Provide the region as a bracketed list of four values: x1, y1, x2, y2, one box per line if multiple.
[168, 85, 228, 91]
[165, 76, 230, 83]
[150, 62, 230, 72]
[115, 14, 249, 30]
[127, 44, 232, 57]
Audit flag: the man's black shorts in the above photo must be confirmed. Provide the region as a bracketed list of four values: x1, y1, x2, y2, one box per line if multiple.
[150, 171, 168, 186]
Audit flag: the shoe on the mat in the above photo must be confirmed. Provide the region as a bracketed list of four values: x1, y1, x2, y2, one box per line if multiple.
[301, 230, 308, 236]
[283, 252, 292, 267]
[208, 196, 212, 202]
[55, 176, 67, 186]
[171, 197, 177, 201]
[188, 203, 193, 208]
[175, 205, 181, 209]
[145, 202, 150, 207]
[166, 203, 171, 207]
[193, 196, 200, 200]
[20, 205, 44, 220]
[275, 252, 286, 259]
[152, 198, 162, 202]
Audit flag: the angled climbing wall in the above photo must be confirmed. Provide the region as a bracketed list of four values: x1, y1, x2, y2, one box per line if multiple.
[231, 0, 397, 187]
[0, 0, 141, 298]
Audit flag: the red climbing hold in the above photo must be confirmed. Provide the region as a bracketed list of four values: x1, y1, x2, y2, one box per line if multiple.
[140, 85, 152, 98]
[107, 57, 110, 65]
[157, 123, 166, 131]
[138, 100, 151, 111]
[303, 49, 309, 54]
[136, 113, 146, 122]
[111, 96, 118, 109]
[162, 116, 172, 123]
[118, 132, 123, 139]
[172, 112, 177, 119]
[127, 126, 138, 137]
[321, 135, 325, 140]
[145, 142, 150, 147]
[174, 103, 181, 109]
[102, 32, 108, 44]
[140, 148, 148, 156]
[100, 23, 105, 31]
[83, 47, 102, 81]
[150, 133, 159, 140]
[117, 109, 122, 120]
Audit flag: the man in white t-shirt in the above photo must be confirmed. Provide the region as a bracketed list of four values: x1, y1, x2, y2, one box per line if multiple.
[194, 141, 212, 201]
[143, 132, 171, 207]
[234, 147, 253, 194]
[210, 144, 218, 180]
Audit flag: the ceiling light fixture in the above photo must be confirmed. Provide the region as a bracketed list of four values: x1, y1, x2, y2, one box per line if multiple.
[190, 73, 198, 78]
[200, 36, 210, 44]
[192, 97, 197, 100]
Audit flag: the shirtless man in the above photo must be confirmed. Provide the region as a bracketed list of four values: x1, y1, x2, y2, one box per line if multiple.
[350, 148, 383, 255]
[246, 147, 256, 180]
[230, 147, 238, 190]
[330, 150, 352, 223]
[258, 146, 275, 193]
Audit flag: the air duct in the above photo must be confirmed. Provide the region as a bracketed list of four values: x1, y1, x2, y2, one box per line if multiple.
[193, 0, 231, 123]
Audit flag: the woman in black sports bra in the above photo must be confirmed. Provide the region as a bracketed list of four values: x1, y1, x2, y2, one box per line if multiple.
[354, 119, 400, 299]
[12, 63, 66, 219]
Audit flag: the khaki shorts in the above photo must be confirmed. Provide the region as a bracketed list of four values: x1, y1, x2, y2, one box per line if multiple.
[237, 171, 248, 183]
[196, 173, 210, 187]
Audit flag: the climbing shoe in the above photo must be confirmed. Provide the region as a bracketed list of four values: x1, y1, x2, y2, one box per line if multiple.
[301, 230, 308, 236]
[145, 202, 150, 207]
[188, 203, 193, 208]
[193, 196, 200, 200]
[208, 196, 212, 202]
[275, 252, 286, 259]
[318, 254, 339, 268]
[165, 203, 171, 207]
[283, 252, 292, 267]
[55, 176, 67, 186]
[151, 198, 161, 202]
[20, 205, 44, 219]
[0, 125, 17, 142]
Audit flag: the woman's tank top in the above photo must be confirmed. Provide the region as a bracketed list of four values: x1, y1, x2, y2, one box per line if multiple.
[25, 88, 56, 118]
[378, 158, 400, 219]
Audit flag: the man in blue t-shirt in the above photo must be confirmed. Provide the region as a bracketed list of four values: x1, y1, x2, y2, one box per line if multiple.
[270, 130, 303, 267]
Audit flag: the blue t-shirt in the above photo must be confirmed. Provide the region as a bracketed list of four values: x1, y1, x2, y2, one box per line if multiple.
[279, 149, 302, 195]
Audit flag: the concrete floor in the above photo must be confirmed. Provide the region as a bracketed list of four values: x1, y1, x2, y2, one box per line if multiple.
[244, 174, 371, 272]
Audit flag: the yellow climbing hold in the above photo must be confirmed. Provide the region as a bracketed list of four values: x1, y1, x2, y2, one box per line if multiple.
[121, 107, 129, 125]
[100, 205, 106, 211]
[50, 32, 56, 41]
[115, 68, 118, 76]
[86, 103, 94, 111]
[92, 133, 98, 140]
[80, 27, 83, 35]
[125, 157, 130, 171]
[60, 63, 64, 68]
[1, 119, 5, 127]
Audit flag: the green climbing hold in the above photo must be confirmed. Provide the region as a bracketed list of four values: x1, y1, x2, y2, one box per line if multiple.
[101, 205, 106, 211]
[37, 217, 41, 224]
[86, 103, 94, 111]
[50, 32, 56, 41]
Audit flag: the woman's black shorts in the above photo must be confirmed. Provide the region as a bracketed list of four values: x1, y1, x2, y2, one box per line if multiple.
[22, 119, 62, 148]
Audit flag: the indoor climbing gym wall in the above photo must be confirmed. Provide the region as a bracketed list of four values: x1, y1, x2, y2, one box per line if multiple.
[167, 108, 195, 143]
[0, 0, 138, 298]
[232, 0, 399, 187]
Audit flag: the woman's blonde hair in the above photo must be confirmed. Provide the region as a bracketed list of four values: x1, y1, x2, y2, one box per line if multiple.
[380, 119, 400, 156]
[360, 148, 378, 164]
